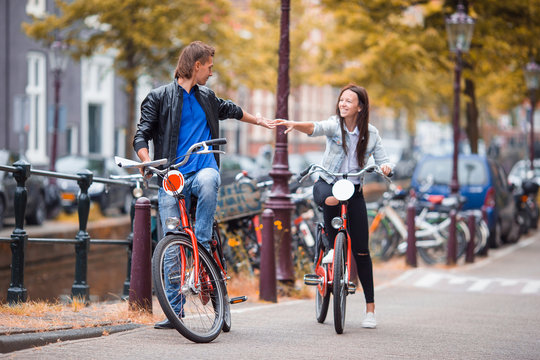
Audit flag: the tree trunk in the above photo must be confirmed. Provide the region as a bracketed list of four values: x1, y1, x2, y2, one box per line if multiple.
[464, 78, 479, 154]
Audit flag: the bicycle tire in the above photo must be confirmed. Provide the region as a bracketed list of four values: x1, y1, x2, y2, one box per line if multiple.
[417, 219, 469, 264]
[212, 224, 231, 333]
[222, 292, 231, 332]
[152, 234, 225, 343]
[333, 232, 347, 334]
[474, 218, 489, 255]
[315, 263, 330, 323]
[368, 210, 398, 261]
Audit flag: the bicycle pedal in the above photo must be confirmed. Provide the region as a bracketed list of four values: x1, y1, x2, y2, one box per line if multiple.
[304, 274, 323, 286]
[230, 296, 247, 304]
[347, 282, 356, 294]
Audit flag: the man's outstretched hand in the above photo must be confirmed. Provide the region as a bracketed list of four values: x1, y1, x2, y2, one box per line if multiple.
[256, 112, 279, 129]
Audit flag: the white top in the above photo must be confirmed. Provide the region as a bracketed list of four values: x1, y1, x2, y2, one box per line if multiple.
[339, 127, 362, 184]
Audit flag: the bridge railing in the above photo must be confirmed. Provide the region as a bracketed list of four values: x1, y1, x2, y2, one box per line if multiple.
[0, 159, 157, 305]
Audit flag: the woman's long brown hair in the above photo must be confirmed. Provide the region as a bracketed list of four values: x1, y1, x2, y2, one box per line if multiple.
[335, 84, 370, 167]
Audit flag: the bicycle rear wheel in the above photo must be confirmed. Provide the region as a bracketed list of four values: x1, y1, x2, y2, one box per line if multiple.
[332, 232, 347, 334]
[417, 218, 469, 264]
[222, 292, 231, 332]
[315, 265, 330, 323]
[212, 223, 231, 333]
[152, 234, 225, 343]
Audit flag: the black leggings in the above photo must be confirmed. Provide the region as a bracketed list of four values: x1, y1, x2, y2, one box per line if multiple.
[313, 179, 374, 303]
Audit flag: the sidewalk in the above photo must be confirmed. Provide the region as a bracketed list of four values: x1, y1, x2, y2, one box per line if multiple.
[0, 298, 161, 353]
[0, 254, 409, 354]
[0, 229, 506, 355]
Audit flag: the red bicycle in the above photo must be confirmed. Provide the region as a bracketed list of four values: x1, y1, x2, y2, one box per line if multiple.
[300, 163, 391, 334]
[115, 138, 246, 343]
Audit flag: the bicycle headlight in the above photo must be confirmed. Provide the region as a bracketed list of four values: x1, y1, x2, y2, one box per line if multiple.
[165, 217, 180, 230]
[331, 217, 343, 229]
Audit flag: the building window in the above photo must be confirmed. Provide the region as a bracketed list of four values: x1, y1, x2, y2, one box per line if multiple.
[66, 126, 78, 155]
[26, 52, 47, 164]
[88, 104, 102, 154]
[26, 0, 46, 18]
[81, 56, 114, 156]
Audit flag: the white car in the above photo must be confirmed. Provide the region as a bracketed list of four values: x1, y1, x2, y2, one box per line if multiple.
[507, 159, 540, 188]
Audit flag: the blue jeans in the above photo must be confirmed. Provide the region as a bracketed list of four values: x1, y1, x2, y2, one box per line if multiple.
[158, 167, 220, 312]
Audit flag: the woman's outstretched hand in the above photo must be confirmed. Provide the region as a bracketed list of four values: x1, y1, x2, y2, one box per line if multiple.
[274, 119, 295, 134]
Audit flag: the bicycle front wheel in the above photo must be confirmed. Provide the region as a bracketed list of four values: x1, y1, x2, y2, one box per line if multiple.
[152, 234, 225, 343]
[333, 232, 347, 334]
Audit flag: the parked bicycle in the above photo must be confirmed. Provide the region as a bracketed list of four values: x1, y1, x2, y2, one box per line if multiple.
[115, 138, 246, 343]
[367, 185, 475, 265]
[290, 185, 321, 272]
[301, 162, 392, 334]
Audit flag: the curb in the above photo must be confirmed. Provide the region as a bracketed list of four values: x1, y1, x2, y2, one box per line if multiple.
[0, 323, 143, 354]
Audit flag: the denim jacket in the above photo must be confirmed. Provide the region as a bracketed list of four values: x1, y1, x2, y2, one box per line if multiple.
[309, 115, 392, 185]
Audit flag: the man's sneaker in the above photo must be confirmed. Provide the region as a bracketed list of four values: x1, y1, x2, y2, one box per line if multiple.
[362, 312, 377, 329]
[154, 318, 174, 329]
[322, 249, 334, 264]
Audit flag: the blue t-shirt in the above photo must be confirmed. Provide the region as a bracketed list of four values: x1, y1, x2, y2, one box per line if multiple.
[175, 85, 218, 174]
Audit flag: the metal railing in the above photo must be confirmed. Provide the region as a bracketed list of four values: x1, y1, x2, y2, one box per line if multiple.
[0, 159, 155, 305]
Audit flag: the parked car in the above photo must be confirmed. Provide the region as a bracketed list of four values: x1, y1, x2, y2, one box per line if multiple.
[507, 159, 540, 188]
[220, 154, 261, 185]
[0, 150, 60, 229]
[410, 154, 520, 249]
[55, 155, 133, 215]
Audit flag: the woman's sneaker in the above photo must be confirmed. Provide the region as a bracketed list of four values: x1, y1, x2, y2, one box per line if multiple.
[362, 312, 377, 328]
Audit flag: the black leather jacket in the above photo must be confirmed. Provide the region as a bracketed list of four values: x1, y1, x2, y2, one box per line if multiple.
[133, 80, 244, 166]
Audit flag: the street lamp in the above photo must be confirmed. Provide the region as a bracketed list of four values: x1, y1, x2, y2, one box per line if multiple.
[48, 40, 69, 173]
[524, 60, 540, 172]
[266, 0, 295, 284]
[445, 2, 474, 264]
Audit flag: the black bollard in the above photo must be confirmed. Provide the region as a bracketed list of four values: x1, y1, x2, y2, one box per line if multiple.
[465, 214, 476, 263]
[406, 191, 417, 267]
[72, 170, 92, 304]
[260, 209, 277, 302]
[447, 209, 457, 265]
[7, 161, 30, 304]
[129, 197, 152, 312]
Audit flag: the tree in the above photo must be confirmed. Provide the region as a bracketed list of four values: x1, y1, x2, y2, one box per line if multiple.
[317, 0, 540, 152]
[316, 0, 452, 149]
[226, 0, 326, 93]
[23, 0, 236, 158]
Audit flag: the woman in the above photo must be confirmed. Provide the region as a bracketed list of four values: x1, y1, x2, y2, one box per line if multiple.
[276, 84, 392, 329]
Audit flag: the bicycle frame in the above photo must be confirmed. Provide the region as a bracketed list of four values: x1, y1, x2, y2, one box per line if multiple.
[304, 163, 392, 292]
[334, 202, 352, 290]
[115, 138, 229, 294]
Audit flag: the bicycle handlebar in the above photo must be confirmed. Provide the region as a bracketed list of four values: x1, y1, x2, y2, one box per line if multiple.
[115, 138, 227, 177]
[297, 163, 393, 184]
[203, 138, 227, 146]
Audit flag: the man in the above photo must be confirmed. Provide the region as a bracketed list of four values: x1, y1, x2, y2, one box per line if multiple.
[133, 41, 275, 329]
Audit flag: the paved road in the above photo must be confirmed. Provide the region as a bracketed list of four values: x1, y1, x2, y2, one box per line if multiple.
[5, 233, 540, 359]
